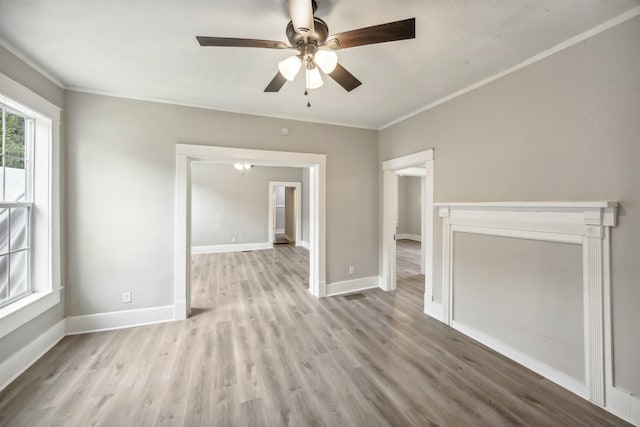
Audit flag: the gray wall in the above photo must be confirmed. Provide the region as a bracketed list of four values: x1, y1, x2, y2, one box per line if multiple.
[0, 47, 65, 363]
[378, 16, 640, 394]
[397, 176, 421, 236]
[275, 186, 285, 232]
[65, 90, 379, 316]
[191, 164, 302, 246]
[284, 187, 295, 240]
[453, 233, 584, 381]
[0, 45, 64, 109]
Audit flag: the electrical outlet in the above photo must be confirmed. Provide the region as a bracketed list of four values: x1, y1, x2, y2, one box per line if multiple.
[123, 291, 132, 304]
[349, 266, 355, 275]
[231, 236, 236, 243]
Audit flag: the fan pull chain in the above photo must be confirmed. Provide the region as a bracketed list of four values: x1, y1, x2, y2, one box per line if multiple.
[304, 89, 311, 108]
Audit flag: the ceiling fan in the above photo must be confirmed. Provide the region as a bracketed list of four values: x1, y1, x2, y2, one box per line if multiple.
[196, 0, 415, 100]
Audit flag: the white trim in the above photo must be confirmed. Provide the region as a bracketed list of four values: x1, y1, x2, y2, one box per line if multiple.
[192, 242, 272, 254]
[176, 144, 326, 321]
[268, 181, 302, 247]
[382, 149, 434, 171]
[325, 276, 381, 297]
[602, 227, 640, 425]
[380, 6, 640, 130]
[65, 305, 175, 335]
[437, 201, 618, 409]
[451, 320, 588, 399]
[275, 228, 285, 234]
[396, 233, 421, 242]
[434, 201, 618, 209]
[396, 167, 426, 177]
[381, 150, 435, 322]
[0, 319, 65, 392]
[299, 240, 310, 250]
[0, 71, 62, 339]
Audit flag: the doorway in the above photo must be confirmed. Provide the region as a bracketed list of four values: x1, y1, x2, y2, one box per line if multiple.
[395, 171, 426, 291]
[381, 149, 435, 315]
[175, 144, 327, 320]
[268, 181, 302, 246]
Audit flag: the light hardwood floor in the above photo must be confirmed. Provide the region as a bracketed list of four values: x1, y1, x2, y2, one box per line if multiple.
[0, 244, 629, 426]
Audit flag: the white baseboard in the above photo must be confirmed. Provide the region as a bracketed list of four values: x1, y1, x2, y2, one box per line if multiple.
[397, 233, 421, 242]
[451, 320, 588, 399]
[65, 305, 175, 335]
[275, 228, 284, 234]
[605, 384, 640, 425]
[0, 319, 65, 392]
[326, 276, 381, 297]
[284, 234, 294, 242]
[191, 242, 272, 254]
[299, 240, 310, 250]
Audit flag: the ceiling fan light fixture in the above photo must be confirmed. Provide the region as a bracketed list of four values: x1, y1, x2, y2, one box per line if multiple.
[278, 55, 302, 81]
[306, 65, 323, 89]
[314, 49, 338, 74]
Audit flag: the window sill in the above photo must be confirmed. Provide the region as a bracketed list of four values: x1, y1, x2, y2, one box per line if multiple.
[0, 289, 61, 339]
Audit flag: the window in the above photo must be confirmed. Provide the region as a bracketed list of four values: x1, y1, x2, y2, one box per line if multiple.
[0, 71, 61, 340]
[0, 104, 34, 308]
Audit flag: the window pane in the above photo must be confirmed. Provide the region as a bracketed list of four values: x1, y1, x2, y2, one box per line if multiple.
[0, 255, 7, 301]
[0, 207, 7, 254]
[4, 158, 25, 201]
[0, 106, 3, 144]
[5, 112, 25, 160]
[10, 207, 28, 251]
[0, 160, 3, 201]
[4, 112, 26, 201]
[9, 250, 28, 297]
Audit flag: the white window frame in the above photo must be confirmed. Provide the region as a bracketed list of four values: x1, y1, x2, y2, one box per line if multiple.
[0, 103, 35, 309]
[0, 72, 61, 339]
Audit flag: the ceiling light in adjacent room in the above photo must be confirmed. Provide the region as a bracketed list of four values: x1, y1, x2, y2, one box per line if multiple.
[234, 163, 253, 171]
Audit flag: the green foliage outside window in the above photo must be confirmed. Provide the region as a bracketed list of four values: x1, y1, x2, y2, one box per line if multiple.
[0, 110, 26, 169]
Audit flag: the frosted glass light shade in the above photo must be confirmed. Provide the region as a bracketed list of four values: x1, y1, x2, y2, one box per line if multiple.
[278, 55, 302, 81]
[234, 163, 244, 170]
[306, 66, 323, 89]
[314, 50, 338, 73]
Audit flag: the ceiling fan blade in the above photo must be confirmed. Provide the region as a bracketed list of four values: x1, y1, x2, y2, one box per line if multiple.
[197, 36, 289, 49]
[326, 18, 415, 50]
[288, 0, 315, 37]
[328, 63, 362, 92]
[264, 72, 288, 92]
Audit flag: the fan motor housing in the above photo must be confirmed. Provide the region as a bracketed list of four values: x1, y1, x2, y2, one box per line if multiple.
[286, 18, 329, 47]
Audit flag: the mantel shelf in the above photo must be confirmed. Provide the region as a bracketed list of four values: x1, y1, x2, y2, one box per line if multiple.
[434, 201, 618, 209]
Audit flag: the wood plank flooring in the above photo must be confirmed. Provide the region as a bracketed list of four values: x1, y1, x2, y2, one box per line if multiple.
[0, 243, 629, 426]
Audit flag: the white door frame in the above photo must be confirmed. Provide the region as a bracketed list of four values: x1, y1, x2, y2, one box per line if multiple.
[381, 150, 434, 311]
[175, 144, 327, 319]
[268, 181, 302, 245]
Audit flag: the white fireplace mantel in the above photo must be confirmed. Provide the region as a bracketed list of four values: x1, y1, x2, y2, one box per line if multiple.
[431, 201, 618, 410]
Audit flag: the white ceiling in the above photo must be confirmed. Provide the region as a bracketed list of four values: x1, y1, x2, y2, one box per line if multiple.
[1, 0, 638, 129]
